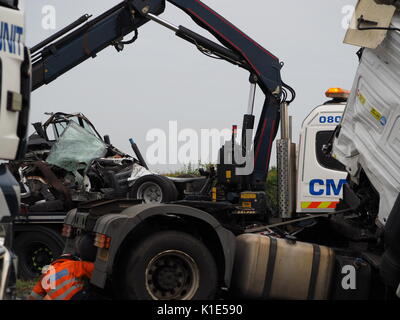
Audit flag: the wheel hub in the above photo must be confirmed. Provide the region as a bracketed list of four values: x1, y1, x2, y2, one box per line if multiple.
[145, 250, 200, 300]
[30, 245, 53, 273]
[137, 182, 163, 203]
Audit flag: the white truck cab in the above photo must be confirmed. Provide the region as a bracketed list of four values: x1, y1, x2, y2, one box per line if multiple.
[0, 0, 28, 160]
[333, 3, 400, 226]
[0, 0, 29, 300]
[296, 89, 348, 214]
[277, 88, 350, 219]
[332, 0, 400, 296]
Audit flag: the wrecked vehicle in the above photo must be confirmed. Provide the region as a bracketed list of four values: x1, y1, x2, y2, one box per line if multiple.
[9, 112, 183, 213]
[8, 112, 201, 279]
[10, 112, 230, 281]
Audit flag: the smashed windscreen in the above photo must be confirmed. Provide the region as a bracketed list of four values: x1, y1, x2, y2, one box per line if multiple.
[46, 122, 107, 172]
[43, 113, 103, 142]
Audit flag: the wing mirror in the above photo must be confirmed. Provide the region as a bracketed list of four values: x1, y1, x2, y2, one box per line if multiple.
[104, 135, 111, 145]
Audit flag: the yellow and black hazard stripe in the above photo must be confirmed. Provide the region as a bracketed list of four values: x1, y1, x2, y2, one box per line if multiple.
[301, 201, 339, 210]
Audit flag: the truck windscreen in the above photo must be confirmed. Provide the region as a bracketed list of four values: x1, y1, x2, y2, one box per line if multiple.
[316, 131, 346, 172]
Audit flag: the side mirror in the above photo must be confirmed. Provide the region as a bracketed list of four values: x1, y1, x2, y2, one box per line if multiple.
[104, 135, 111, 145]
[32, 122, 46, 139]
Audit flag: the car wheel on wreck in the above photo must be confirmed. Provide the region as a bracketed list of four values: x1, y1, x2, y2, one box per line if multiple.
[129, 175, 178, 204]
[13, 227, 65, 280]
[118, 231, 218, 300]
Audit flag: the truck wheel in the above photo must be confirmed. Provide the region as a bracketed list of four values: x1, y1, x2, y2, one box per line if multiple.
[129, 175, 178, 204]
[14, 227, 65, 280]
[120, 231, 218, 300]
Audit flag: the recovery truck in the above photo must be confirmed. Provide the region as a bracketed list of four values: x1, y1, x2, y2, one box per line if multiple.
[27, 0, 396, 300]
[0, 0, 30, 299]
[10, 88, 350, 281]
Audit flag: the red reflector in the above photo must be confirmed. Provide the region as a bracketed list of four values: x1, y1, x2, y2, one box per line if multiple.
[20, 205, 29, 215]
[61, 224, 73, 238]
[94, 233, 111, 249]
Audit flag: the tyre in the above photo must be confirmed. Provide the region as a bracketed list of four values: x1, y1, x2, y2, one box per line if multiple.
[129, 175, 178, 204]
[119, 231, 218, 300]
[14, 227, 65, 280]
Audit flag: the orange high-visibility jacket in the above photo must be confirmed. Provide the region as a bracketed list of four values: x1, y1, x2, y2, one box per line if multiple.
[29, 258, 94, 300]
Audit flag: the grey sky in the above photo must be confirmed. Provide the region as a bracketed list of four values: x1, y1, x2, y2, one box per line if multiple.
[23, 0, 359, 173]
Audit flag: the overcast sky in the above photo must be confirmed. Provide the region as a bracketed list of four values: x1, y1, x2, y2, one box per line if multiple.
[22, 0, 359, 173]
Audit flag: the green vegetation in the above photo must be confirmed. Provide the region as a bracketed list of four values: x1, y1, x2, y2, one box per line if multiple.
[266, 167, 278, 214]
[164, 163, 213, 177]
[16, 279, 37, 299]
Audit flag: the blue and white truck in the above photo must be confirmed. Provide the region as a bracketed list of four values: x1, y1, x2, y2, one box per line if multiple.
[0, 0, 30, 300]
[296, 88, 348, 215]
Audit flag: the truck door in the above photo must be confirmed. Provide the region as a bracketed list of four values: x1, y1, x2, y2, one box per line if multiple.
[0, 3, 29, 160]
[296, 104, 347, 213]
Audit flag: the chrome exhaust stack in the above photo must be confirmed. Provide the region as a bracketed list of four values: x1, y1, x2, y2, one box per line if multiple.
[277, 102, 296, 219]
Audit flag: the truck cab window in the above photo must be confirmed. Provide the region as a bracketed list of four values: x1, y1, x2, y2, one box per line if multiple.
[315, 131, 346, 172]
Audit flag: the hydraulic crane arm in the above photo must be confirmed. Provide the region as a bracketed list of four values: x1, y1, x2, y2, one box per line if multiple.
[167, 0, 282, 95]
[32, 0, 282, 95]
[31, 1, 160, 90]
[31, 0, 294, 186]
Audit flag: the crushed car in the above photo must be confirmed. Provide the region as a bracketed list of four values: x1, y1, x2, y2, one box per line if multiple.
[6, 112, 207, 280]
[8, 112, 203, 213]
